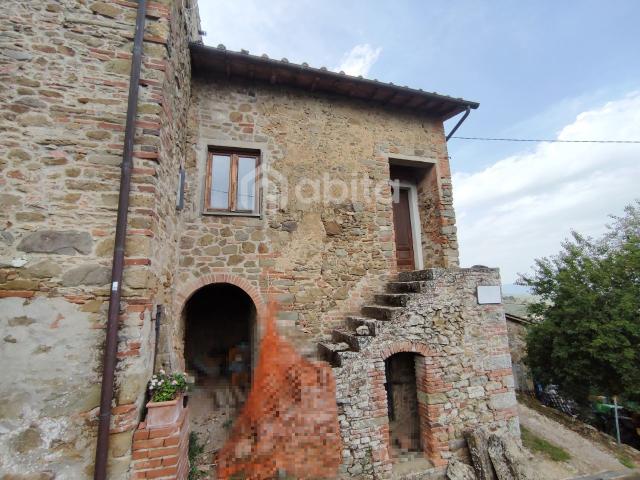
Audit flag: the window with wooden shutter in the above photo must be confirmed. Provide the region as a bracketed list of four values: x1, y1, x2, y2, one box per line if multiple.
[205, 150, 260, 214]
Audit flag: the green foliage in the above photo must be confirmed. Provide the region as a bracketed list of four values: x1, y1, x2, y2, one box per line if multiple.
[521, 426, 571, 462]
[148, 370, 187, 402]
[519, 201, 640, 405]
[188, 432, 207, 480]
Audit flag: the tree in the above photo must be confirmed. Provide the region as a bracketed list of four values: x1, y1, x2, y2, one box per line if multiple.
[519, 201, 640, 406]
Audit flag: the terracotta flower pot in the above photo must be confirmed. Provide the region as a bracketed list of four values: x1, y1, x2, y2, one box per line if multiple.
[145, 394, 184, 428]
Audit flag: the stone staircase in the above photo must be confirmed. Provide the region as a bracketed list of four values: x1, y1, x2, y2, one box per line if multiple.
[315, 266, 515, 478]
[318, 269, 436, 367]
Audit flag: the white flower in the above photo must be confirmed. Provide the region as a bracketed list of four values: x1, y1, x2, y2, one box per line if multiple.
[159, 369, 165, 374]
[172, 380, 177, 385]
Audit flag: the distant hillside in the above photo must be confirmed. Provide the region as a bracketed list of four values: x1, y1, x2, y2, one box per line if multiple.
[503, 293, 536, 318]
[502, 283, 532, 295]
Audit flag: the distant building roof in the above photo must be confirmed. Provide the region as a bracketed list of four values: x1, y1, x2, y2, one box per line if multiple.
[190, 43, 479, 120]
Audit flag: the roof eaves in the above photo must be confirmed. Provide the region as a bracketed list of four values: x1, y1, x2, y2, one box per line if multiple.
[189, 43, 480, 116]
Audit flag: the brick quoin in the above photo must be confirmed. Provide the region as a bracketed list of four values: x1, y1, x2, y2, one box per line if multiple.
[132, 408, 190, 480]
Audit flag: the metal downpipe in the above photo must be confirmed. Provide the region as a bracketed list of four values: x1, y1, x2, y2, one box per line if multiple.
[93, 1, 147, 478]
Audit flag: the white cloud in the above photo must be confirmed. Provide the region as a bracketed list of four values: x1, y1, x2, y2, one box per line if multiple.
[198, 0, 331, 66]
[336, 44, 382, 77]
[453, 91, 640, 283]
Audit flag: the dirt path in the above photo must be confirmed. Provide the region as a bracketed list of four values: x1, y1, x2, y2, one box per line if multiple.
[518, 402, 630, 479]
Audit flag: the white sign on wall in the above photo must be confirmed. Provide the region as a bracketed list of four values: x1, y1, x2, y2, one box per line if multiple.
[477, 285, 502, 304]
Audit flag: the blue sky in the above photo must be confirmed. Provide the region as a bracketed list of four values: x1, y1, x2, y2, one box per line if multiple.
[199, 1, 640, 285]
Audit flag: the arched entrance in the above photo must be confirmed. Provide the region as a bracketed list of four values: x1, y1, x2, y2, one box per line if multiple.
[385, 352, 422, 452]
[183, 282, 258, 460]
[384, 351, 432, 474]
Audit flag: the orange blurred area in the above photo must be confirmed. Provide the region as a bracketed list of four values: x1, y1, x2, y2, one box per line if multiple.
[216, 302, 342, 479]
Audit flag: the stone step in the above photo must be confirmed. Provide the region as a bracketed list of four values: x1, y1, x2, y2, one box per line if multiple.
[331, 329, 361, 351]
[374, 293, 410, 307]
[213, 389, 223, 408]
[317, 341, 351, 366]
[397, 269, 436, 282]
[213, 387, 235, 409]
[335, 350, 360, 368]
[231, 386, 246, 406]
[346, 316, 377, 336]
[392, 465, 446, 480]
[332, 329, 373, 352]
[361, 304, 404, 321]
[387, 281, 429, 293]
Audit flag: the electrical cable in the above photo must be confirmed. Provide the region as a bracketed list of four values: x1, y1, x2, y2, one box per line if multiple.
[450, 136, 640, 144]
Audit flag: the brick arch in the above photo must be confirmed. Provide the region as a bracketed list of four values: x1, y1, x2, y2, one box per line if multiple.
[176, 273, 266, 316]
[374, 340, 449, 468]
[378, 340, 434, 361]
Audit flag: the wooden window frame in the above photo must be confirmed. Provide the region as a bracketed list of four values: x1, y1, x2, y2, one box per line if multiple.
[204, 149, 261, 215]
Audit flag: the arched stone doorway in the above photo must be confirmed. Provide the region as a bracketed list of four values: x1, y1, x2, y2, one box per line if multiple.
[380, 344, 436, 474]
[385, 352, 422, 453]
[182, 282, 258, 461]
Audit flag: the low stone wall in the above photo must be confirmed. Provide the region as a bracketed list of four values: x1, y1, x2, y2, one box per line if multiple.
[334, 268, 519, 478]
[131, 406, 190, 479]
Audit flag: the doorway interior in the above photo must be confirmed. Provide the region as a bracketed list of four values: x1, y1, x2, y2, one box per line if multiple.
[385, 352, 422, 452]
[183, 282, 257, 462]
[385, 352, 431, 474]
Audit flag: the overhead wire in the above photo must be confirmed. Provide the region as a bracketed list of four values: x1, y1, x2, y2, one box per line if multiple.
[450, 136, 640, 144]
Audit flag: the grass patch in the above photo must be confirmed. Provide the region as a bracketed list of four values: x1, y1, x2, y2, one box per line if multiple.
[618, 454, 636, 469]
[521, 426, 571, 462]
[188, 432, 207, 480]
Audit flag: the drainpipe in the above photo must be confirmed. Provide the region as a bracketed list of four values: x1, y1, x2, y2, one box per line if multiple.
[152, 305, 163, 374]
[445, 106, 471, 141]
[94, 1, 146, 479]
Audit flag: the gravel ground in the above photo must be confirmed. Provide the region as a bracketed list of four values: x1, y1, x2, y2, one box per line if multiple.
[518, 402, 632, 479]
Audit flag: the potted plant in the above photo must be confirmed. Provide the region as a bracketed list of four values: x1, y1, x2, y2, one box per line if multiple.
[145, 370, 188, 428]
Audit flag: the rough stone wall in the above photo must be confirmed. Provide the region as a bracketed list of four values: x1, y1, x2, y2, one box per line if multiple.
[506, 318, 533, 391]
[333, 268, 519, 478]
[171, 75, 458, 358]
[418, 160, 459, 268]
[145, 0, 193, 375]
[0, 1, 194, 478]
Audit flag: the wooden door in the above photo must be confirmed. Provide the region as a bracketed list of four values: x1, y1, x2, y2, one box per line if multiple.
[392, 188, 415, 271]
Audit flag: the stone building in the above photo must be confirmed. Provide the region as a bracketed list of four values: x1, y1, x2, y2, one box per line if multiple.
[0, 1, 518, 479]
